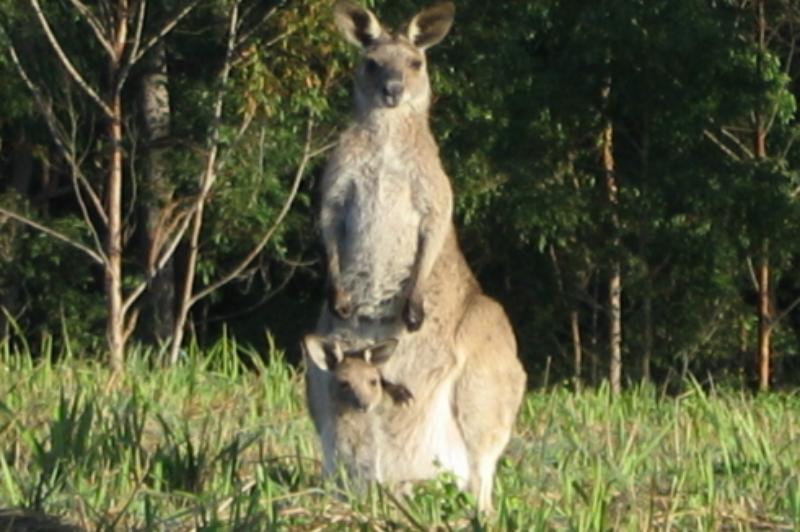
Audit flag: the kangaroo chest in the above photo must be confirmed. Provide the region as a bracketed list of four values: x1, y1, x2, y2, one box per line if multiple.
[338, 136, 426, 316]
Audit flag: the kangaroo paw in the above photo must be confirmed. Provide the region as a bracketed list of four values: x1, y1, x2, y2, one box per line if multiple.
[329, 286, 354, 320]
[403, 293, 425, 331]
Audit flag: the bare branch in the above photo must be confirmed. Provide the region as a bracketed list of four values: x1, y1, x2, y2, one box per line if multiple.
[746, 255, 759, 293]
[703, 129, 742, 162]
[235, 5, 280, 49]
[116, 0, 148, 92]
[29, 0, 113, 117]
[132, 0, 202, 64]
[169, 0, 242, 364]
[0, 207, 104, 265]
[121, 202, 193, 315]
[122, 283, 147, 324]
[772, 295, 800, 328]
[122, 307, 140, 344]
[5, 35, 109, 246]
[191, 117, 326, 304]
[721, 127, 754, 159]
[67, 0, 115, 58]
[63, 83, 109, 250]
[780, 126, 800, 160]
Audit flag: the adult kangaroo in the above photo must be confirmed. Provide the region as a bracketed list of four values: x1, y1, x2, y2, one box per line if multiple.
[308, 1, 527, 513]
[320, 0, 455, 333]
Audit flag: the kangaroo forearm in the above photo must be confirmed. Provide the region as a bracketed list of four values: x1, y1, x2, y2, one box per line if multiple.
[324, 240, 344, 288]
[320, 201, 344, 283]
[410, 216, 449, 294]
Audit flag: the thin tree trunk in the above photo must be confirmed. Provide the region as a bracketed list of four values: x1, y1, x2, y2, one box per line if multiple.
[590, 274, 599, 387]
[570, 309, 583, 391]
[140, 39, 176, 345]
[608, 262, 622, 395]
[756, 246, 771, 391]
[549, 244, 583, 391]
[739, 316, 749, 380]
[170, 1, 240, 365]
[106, 91, 125, 372]
[640, 115, 652, 384]
[754, 0, 771, 391]
[643, 276, 653, 383]
[106, 2, 129, 372]
[602, 81, 622, 396]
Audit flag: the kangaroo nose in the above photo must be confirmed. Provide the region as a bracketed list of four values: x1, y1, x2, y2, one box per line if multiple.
[382, 80, 404, 107]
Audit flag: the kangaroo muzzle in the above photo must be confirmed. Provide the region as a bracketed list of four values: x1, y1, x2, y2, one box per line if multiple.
[382, 79, 404, 108]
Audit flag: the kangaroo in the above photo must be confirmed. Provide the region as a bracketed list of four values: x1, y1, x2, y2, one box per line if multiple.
[303, 335, 413, 480]
[320, 0, 456, 332]
[308, 1, 527, 514]
[303, 335, 413, 414]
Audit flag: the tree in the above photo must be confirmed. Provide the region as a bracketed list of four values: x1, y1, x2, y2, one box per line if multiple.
[1, 0, 207, 369]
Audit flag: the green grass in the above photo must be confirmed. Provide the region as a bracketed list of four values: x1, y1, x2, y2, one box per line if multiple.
[0, 336, 798, 531]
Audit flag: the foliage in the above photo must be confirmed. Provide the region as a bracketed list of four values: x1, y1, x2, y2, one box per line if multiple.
[0, 0, 799, 385]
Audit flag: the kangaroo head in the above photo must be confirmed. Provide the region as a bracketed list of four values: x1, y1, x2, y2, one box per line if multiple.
[333, 0, 455, 113]
[304, 335, 408, 412]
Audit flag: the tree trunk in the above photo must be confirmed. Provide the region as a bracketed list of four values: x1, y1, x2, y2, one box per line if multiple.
[106, 2, 129, 372]
[139, 39, 176, 345]
[643, 277, 653, 383]
[106, 90, 125, 373]
[756, 248, 772, 391]
[602, 82, 622, 396]
[169, 1, 240, 365]
[754, 0, 771, 391]
[608, 262, 622, 395]
[640, 115, 652, 384]
[570, 309, 583, 391]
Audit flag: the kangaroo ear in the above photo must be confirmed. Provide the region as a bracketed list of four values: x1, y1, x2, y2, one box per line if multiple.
[334, 0, 385, 48]
[406, 2, 455, 50]
[302, 335, 343, 371]
[365, 338, 399, 366]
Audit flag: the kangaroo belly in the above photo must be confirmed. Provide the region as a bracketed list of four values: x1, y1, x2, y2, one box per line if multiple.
[374, 382, 469, 484]
[340, 168, 421, 317]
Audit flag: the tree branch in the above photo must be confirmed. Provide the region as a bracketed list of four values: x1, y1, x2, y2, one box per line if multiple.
[191, 117, 325, 304]
[132, 0, 202, 64]
[703, 129, 742, 162]
[4, 35, 109, 250]
[169, 0, 241, 365]
[0, 207, 104, 265]
[116, 0, 147, 92]
[721, 127, 754, 159]
[746, 255, 759, 293]
[29, 0, 113, 118]
[67, 0, 115, 58]
[771, 295, 800, 328]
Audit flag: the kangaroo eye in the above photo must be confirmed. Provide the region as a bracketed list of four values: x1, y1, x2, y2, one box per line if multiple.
[369, 379, 379, 387]
[339, 381, 351, 393]
[409, 58, 423, 70]
[365, 58, 379, 73]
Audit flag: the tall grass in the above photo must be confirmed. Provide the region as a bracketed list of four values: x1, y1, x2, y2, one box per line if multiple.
[0, 335, 798, 530]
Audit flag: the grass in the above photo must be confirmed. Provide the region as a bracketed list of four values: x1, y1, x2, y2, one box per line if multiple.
[0, 335, 799, 531]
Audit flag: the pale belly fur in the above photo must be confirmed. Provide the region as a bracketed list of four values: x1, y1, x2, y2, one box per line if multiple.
[340, 167, 421, 318]
[376, 382, 470, 485]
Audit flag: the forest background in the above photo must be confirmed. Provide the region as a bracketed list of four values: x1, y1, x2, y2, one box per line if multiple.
[1, 0, 800, 393]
